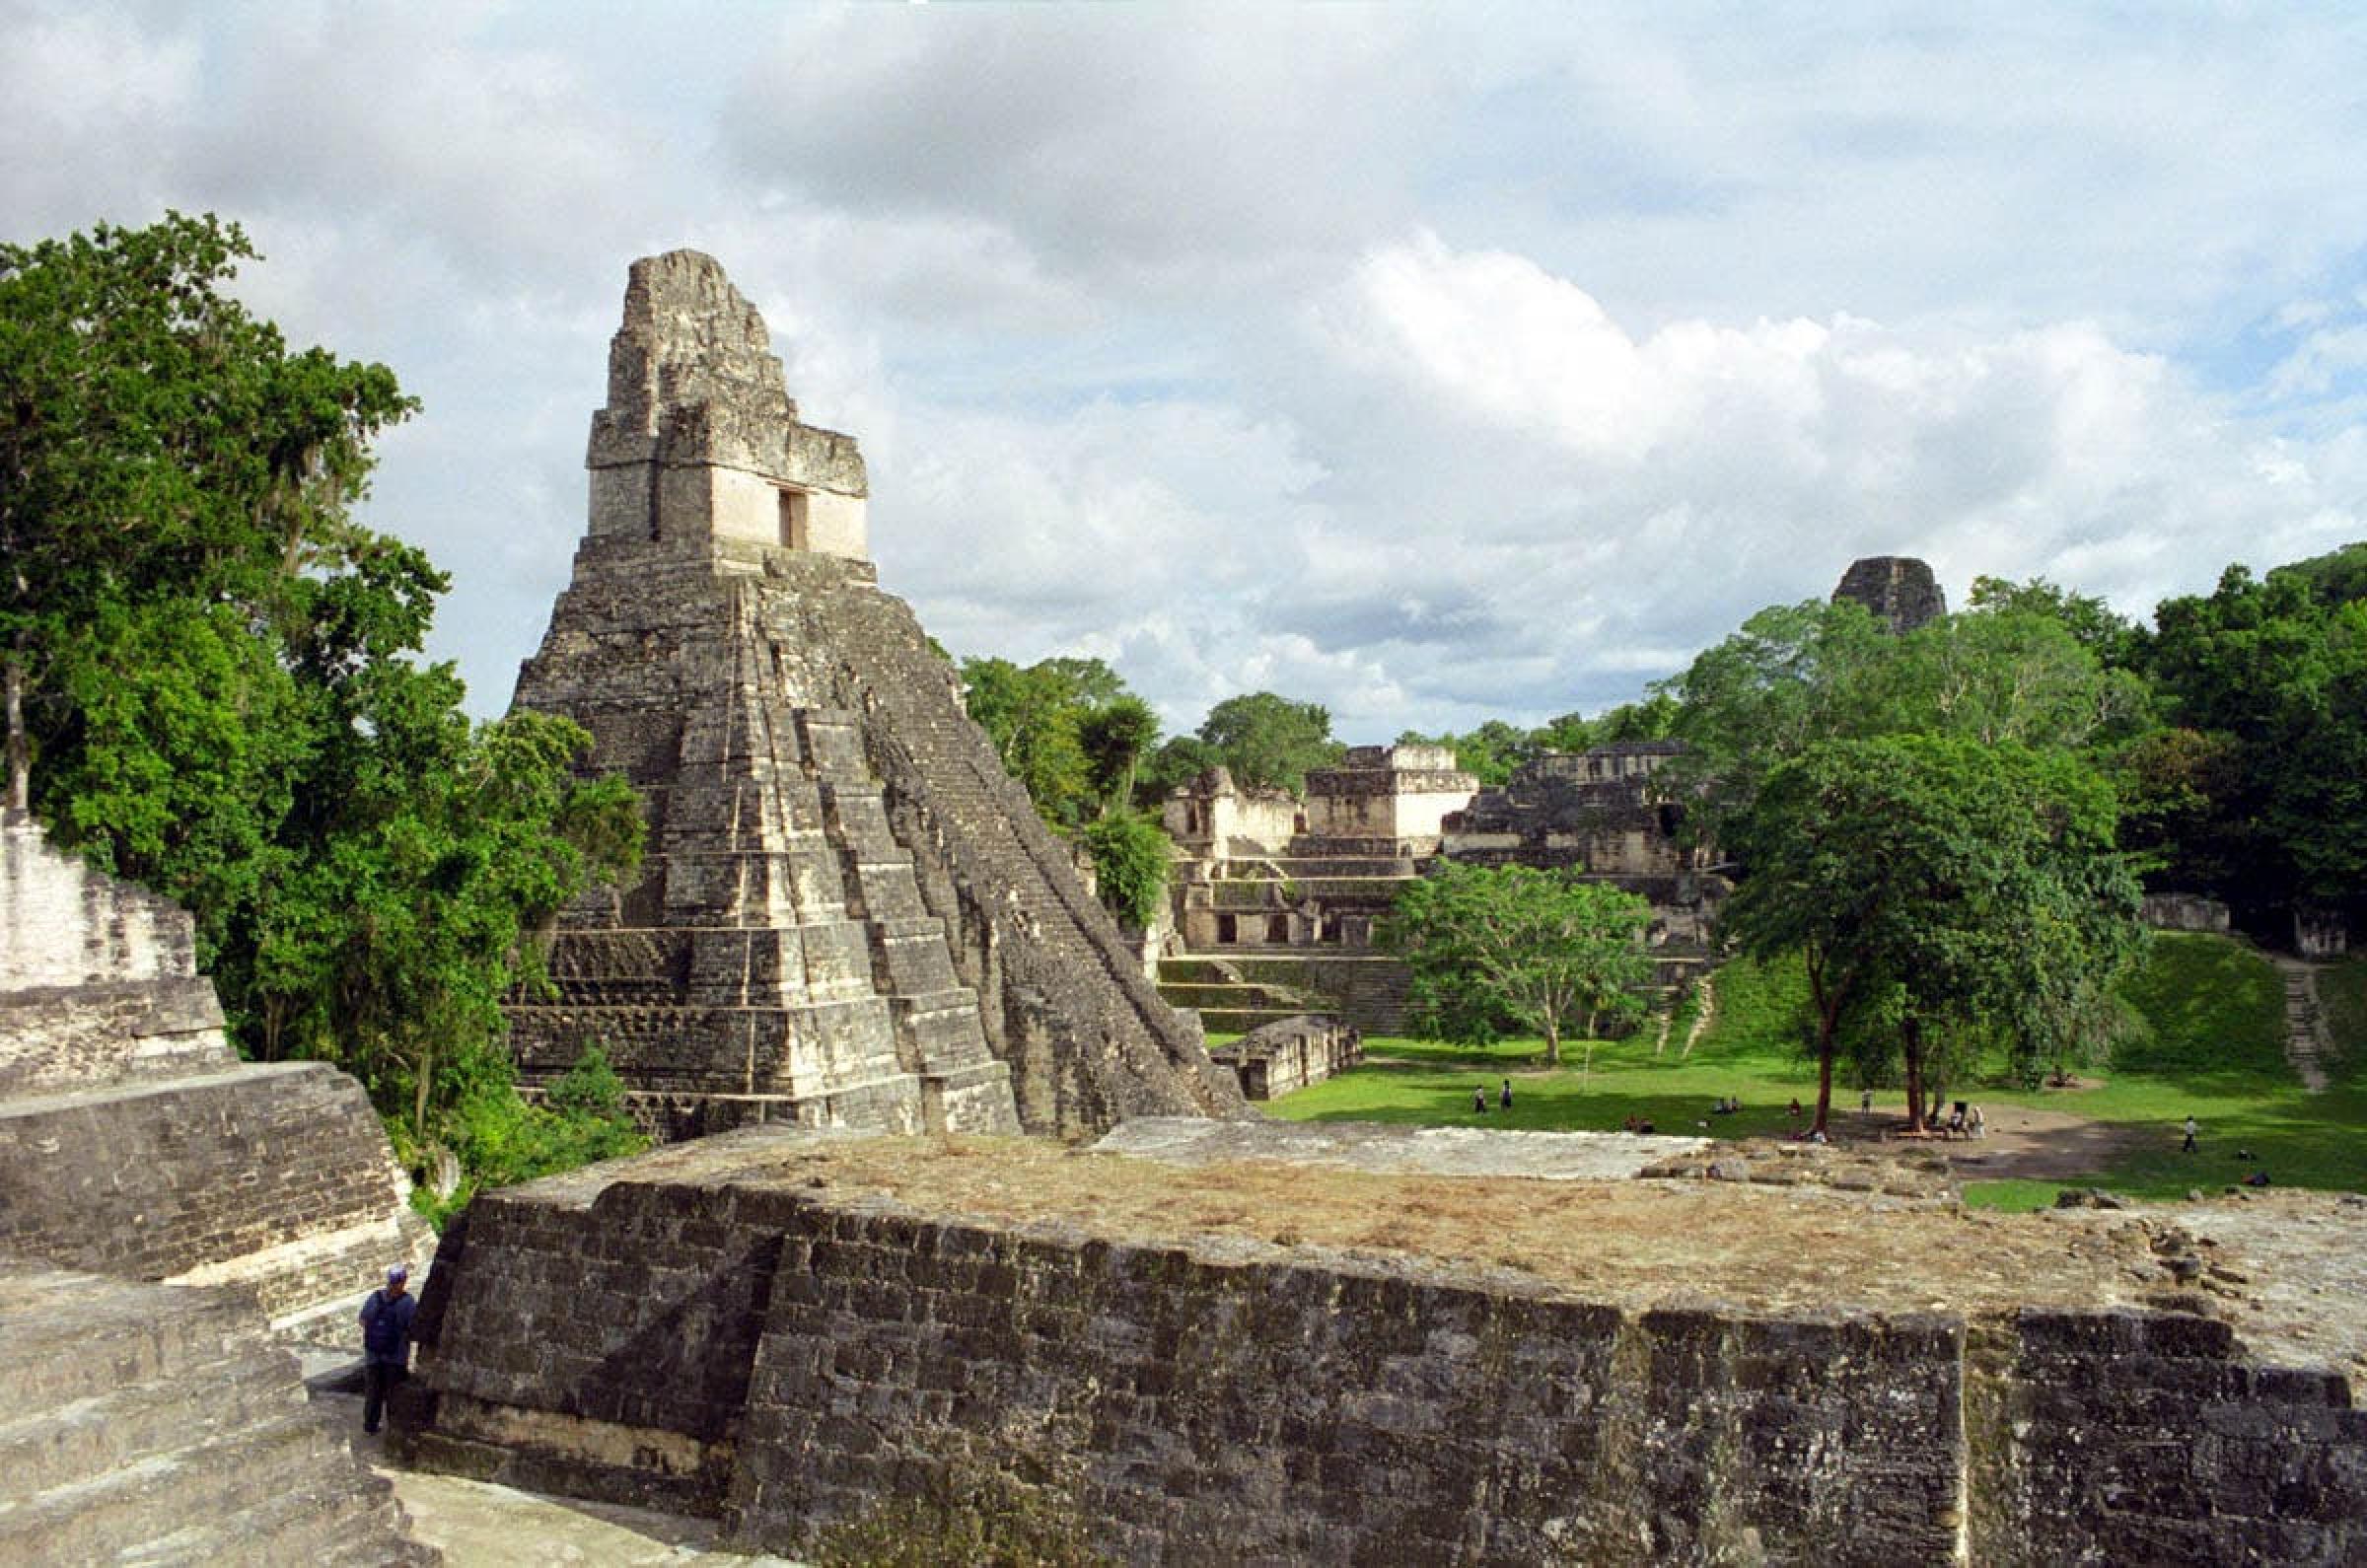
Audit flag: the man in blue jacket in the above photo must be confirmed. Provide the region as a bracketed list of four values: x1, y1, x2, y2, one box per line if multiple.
[359, 1263, 418, 1435]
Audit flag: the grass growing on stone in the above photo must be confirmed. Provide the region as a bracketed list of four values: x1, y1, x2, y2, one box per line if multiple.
[1259, 932, 2367, 1205]
[2318, 953, 2367, 1087]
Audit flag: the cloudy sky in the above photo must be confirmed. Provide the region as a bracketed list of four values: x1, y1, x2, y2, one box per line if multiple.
[10, 3, 2367, 740]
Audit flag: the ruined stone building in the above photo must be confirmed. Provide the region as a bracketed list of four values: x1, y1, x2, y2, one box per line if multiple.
[1442, 740, 1728, 998]
[1157, 741, 1720, 1035]
[505, 250, 1240, 1140]
[1157, 745, 1478, 1033]
[0, 810, 434, 1561]
[1833, 552, 1948, 632]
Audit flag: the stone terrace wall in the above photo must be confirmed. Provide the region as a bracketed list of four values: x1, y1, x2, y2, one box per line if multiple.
[0, 1061, 427, 1328]
[733, 1211, 1963, 1565]
[1968, 1308, 2366, 1564]
[401, 1132, 2365, 1565]
[0, 811, 432, 1338]
[398, 1151, 801, 1514]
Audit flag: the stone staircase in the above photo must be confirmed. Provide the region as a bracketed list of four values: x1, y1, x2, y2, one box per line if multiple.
[0, 1265, 432, 1565]
[765, 553, 1243, 1130]
[1156, 957, 1326, 1035]
[2270, 954, 2333, 1093]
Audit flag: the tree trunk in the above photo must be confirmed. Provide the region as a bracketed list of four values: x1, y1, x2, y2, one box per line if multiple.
[1814, 1026, 1835, 1136]
[4, 650, 27, 814]
[1902, 1015, 1927, 1134]
[411, 1040, 435, 1144]
[1806, 947, 1844, 1137]
[1542, 1020, 1560, 1067]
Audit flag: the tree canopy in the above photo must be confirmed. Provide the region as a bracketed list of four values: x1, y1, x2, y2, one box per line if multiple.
[958, 652, 1174, 927]
[1196, 690, 1344, 794]
[2135, 548, 2367, 922]
[1, 213, 643, 1160]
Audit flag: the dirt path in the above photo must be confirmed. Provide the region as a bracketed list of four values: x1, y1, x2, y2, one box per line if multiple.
[1829, 1101, 2162, 1183]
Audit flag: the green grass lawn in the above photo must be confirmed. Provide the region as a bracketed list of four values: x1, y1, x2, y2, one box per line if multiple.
[1257, 933, 2367, 1206]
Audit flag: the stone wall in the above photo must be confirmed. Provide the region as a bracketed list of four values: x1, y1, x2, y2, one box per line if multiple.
[2141, 892, 2232, 933]
[1208, 1013, 1363, 1099]
[0, 1061, 423, 1329]
[1, 809, 230, 1094]
[1967, 1308, 2367, 1564]
[1161, 765, 1300, 856]
[400, 1130, 2365, 1566]
[734, 1216, 1963, 1565]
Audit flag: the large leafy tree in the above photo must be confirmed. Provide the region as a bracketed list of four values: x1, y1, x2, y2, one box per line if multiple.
[1869, 607, 2153, 753]
[1381, 864, 1655, 1070]
[959, 655, 1098, 826]
[1721, 735, 2142, 1133]
[1, 213, 641, 1155]
[1966, 574, 2143, 669]
[1196, 690, 1344, 794]
[1, 213, 410, 812]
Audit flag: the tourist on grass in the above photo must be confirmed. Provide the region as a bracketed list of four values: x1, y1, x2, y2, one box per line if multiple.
[359, 1264, 418, 1436]
[1473, 1087, 1487, 1114]
[1500, 1079, 1513, 1110]
[2182, 1115, 2198, 1154]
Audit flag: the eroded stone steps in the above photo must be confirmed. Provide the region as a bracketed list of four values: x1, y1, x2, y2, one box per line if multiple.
[0, 1334, 300, 1495]
[122, 1466, 433, 1568]
[0, 1267, 258, 1408]
[0, 1402, 404, 1566]
[2274, 956, 2333, 1093]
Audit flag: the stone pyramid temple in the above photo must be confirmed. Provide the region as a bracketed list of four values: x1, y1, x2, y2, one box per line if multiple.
[505, 251, 1242, 1139]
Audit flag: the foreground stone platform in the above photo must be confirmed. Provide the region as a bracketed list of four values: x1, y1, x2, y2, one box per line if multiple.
[402, 1125, 2366, 1565]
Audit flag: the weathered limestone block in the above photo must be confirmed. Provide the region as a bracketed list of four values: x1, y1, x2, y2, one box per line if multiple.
[2142, 891, 2232, 933]
[1210, 1012, 1363, 1099]
[1, 810, 232, 1095]
[508, 250, 1238, 1137]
